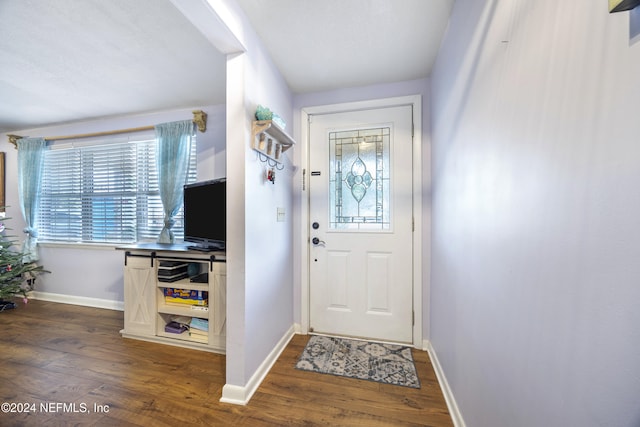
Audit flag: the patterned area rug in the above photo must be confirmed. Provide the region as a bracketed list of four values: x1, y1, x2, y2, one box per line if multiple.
[295, 335, 421, 388]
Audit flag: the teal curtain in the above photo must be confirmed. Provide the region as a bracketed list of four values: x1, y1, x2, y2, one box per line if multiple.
[17, 137, 46, 262]
[155, 120, 194, 243]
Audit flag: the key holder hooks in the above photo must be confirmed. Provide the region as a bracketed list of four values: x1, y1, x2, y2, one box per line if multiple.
[256, 152, 285, 170]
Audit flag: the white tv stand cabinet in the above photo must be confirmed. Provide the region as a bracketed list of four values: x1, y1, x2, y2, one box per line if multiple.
[117, 243, 226, 354]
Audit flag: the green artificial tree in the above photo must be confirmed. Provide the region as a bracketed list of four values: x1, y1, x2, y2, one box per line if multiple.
[0, 215, 47, 311]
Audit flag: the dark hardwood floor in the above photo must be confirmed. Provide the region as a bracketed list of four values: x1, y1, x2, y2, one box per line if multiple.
[0, 299, 452, 426]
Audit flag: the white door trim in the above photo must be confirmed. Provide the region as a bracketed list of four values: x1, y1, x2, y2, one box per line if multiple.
[299, 95, 423, 348]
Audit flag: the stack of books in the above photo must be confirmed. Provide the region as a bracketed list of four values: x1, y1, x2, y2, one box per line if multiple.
[189, 317, 208, 343]
[163, 288, 208, 307]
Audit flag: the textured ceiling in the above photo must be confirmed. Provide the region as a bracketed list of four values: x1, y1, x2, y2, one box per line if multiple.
[236, 0, 454, 93]
[0, 0, 454, 134]
[0, 0, 227, 134]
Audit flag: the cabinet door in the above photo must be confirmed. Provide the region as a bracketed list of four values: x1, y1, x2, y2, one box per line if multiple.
[123, 256, 157, 336]
[211, 263, 227, 336]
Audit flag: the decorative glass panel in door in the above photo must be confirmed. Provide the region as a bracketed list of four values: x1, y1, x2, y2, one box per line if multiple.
[328, 127, 390, 230]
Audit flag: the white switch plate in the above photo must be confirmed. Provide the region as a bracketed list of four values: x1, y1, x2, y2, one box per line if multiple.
[277, 207, 285, 222]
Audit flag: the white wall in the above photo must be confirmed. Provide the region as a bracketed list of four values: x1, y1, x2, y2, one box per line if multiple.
[292, 78, 431, 339]
[1, 105, 226, 304]
[221, 0, 295, 393]
[430, 0, 640, 425]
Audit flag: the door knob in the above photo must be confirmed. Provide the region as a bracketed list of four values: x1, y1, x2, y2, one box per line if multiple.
[312, 237, 326, 245]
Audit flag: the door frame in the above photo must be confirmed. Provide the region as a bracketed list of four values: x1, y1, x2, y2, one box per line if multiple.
[299, 95, 423, 348]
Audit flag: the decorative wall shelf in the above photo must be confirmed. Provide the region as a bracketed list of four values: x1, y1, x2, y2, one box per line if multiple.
[251, 120, 295, 168]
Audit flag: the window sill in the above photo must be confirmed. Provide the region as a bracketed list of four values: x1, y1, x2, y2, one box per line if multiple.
[38, 242, 120, 250]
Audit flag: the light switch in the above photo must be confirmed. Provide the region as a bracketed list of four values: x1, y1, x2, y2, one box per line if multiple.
[277, 207, 285, 222]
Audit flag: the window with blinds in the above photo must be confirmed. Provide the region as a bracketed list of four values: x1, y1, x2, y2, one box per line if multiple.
[37, 134, 197, 244]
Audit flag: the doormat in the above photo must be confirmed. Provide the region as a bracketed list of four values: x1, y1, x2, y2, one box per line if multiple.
[295, 335, 420, 388]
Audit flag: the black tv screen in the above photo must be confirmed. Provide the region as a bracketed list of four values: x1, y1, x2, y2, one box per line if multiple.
[183, 178, 226, 250]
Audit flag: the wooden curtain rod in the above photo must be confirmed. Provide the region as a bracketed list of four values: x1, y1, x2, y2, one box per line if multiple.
[7, 110, 207, 148]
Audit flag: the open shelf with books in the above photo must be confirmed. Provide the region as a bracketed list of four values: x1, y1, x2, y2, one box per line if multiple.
[157, 313, 210, 345]
[118, 244, 226, 353]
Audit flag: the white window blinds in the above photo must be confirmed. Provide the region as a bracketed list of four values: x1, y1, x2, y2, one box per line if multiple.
[37, 134, 197, 244]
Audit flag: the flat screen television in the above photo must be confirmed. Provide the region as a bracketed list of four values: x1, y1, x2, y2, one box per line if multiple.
[183, 178, 226, 251]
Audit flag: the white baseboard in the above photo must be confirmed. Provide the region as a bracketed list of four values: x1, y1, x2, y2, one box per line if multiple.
[31, 291, 124, 311]
[424, 340, 466, 427]
[220, 324, 295, 405]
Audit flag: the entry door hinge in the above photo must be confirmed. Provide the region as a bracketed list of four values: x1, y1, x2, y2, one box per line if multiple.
[412, 217, 415, 232]
[412, 311, 415, 326]
[302, 168, 306, 191]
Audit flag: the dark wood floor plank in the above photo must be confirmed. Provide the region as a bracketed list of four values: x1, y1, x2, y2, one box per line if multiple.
[0, 299, 452, 426]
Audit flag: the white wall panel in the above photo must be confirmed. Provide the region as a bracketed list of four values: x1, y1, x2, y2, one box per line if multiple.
[431, 0, 640, 425]
[366, 252, 391, 313]
[327, 251, 350, 309]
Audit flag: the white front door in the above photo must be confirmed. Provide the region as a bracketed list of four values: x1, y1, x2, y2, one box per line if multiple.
[308, 105, 414, 343]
